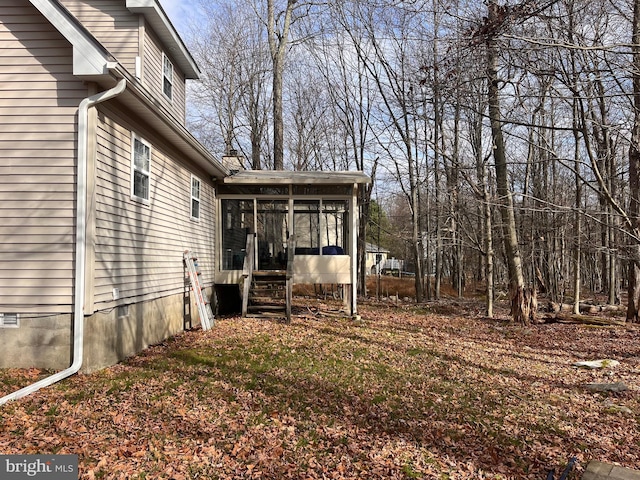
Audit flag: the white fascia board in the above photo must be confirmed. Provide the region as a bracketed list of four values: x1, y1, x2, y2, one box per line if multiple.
[126, 0, 200, 79]
[223, 171, 372, 185]
[29, 0, 112, 76]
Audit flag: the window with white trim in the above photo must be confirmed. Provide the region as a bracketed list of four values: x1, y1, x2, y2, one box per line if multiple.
[0, 313, 19, 328]
[163, 53, 174, 101]
[191, 176, 201, 220]
[131, 135, 151, 203]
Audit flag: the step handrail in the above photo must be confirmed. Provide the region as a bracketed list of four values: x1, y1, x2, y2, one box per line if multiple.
[285, 236, 296, 323]
[241, 233, 255, 317]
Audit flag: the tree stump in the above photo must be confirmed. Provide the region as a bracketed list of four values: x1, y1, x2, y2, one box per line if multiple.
[510, 286, 537, 325]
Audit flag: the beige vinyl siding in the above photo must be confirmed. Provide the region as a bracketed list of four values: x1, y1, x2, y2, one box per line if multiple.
[58, 0, 139, 73]
[142, 27, 186, 123]
[0, 1, 87, 314]
[92, 106, 215, 310]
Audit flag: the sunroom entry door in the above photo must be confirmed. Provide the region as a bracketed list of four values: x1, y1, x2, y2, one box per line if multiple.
[256, 200, 289, 271]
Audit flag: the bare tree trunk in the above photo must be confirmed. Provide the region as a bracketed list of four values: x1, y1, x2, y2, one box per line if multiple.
[484, 170, 494, 318]
[628, 0, 640, 322]
[250, 128, 262, 170]
[242, 39, 270, 170]
[271, 60, 285, 170]
[247, 79, 267, 170]
[432, 5, 443, 301]
[424, 136, 433, 301]
[474, 120, 494, 318]
[358, 174, 376, 298]
[573, 125, 582, 314]
[411, 160, 425, 303]
[358, 198, 369, 297]
[565, 2, 582, 315]
[267, 0, 297, 170]
[486, 2, 530, 324]
[449, 97, 463, 297]
[434, 156, 442, 300]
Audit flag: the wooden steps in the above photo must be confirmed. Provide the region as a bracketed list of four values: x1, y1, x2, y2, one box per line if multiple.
[245, 270, 288, 319]
[241, 235, 295, 323]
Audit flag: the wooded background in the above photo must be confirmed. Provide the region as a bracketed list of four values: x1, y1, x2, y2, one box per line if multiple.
[178, 0, 640, 322]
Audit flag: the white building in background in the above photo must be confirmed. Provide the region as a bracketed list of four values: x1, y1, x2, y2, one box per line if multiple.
[384, 257, 404, 274]
[366, 242, 407, 276]
[366, 243, 389, 275]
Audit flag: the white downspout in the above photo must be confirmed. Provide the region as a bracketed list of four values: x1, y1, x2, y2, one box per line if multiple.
[0, 79, 127, 405]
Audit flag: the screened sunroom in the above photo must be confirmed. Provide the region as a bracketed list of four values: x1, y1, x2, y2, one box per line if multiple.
[214, 170, 370, 319]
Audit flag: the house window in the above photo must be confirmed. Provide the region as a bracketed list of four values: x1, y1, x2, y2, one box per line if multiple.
[163, 53, 174, 101]
[191, 176, 201, 220]
[131, 135, 151, 202]
[0, 313, 19, 328]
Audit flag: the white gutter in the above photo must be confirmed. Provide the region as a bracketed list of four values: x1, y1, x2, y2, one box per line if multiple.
[0, 79, 127, 405]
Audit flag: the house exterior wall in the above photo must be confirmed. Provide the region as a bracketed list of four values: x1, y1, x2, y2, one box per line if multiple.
[142, 26, 186, 123]
[1, 90, 216, 371]
[0, 0, 88, 316]
[58, 0, 188, 121]
[1, 287, 212, 371]
[90, 103, 215, 314]
[58, 0, 139, 72]
[1, 1, 216, 371]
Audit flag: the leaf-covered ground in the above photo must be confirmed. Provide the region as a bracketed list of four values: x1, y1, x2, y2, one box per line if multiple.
[1, 300, 639, 479]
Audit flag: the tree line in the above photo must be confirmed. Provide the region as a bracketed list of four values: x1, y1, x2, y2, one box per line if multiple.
[182, 0, 640, 323]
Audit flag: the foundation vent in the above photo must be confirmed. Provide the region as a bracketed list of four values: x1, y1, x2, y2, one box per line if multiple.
[117, 305, 129, 318]
[0, 313, 19, 328]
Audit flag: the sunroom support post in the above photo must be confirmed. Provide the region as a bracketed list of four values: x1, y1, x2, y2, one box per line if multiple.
[350, 183, 358, 316]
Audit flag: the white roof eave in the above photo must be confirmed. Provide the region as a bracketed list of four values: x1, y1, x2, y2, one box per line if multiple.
[30, 0, 113, 76]
[126, 0, 200, 79]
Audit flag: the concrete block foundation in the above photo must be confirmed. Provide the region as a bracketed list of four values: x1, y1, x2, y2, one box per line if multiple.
[0, 314, 72, 370]
[1, 289, 209, 373]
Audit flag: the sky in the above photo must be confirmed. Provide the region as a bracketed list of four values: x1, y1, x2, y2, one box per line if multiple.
[158, 0, 193, 39]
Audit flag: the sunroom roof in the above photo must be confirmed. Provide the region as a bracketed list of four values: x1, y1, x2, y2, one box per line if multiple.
[222, 170, 371, 185]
